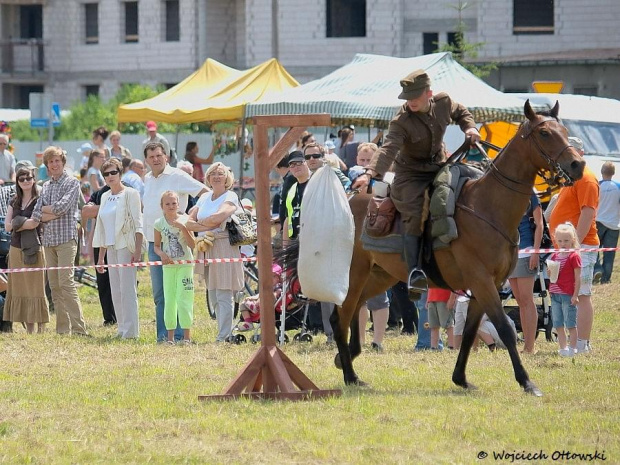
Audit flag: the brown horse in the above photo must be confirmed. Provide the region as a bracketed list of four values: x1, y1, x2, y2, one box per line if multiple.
[329, 101, 585, 396]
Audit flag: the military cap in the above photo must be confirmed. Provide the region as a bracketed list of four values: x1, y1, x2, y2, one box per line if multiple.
[398, 69, 431, 100]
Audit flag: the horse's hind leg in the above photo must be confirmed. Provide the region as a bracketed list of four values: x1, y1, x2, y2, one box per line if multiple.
[452, 298, 483, 391]
[486, 305, 543, 397]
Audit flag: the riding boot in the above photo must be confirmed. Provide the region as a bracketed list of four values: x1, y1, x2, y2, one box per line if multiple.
[404, 234, 428, 300]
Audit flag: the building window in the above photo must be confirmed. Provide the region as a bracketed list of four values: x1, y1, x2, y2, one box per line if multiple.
[447, 31, 463, 57]
[20, 5, 43, 39]
[423, 33, 438, 55]
[85, 3, 99, 44]
[326, 0, 366, 38]
[513, 0, 554, 34]
[124, 2, 139, 43]
[84, 85, 100, 99]
[165, 0, 180, 42]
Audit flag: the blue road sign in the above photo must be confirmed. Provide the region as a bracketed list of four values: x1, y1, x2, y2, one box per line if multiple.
[51, 103, 61, 127]
[30, 118, 49, 128]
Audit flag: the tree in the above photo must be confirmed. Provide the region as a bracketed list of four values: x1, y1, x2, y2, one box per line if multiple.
[437, 1, 497, 79]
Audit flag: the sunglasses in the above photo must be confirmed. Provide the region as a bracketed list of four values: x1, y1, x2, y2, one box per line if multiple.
[18, 176, 34, 182]
[288, 161, 304, 168]
[102, 170, 120, 177]
[304, 154, 323, 160]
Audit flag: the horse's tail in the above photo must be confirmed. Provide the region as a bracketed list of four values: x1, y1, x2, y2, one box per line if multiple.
[273, 239, 300, 282]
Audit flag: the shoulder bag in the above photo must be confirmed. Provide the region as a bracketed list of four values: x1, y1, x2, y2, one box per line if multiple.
[365, 196, 397, 238]
[227, 194, 257, 246]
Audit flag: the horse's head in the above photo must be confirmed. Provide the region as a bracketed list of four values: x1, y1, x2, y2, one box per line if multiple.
[521, 99, 585, 185]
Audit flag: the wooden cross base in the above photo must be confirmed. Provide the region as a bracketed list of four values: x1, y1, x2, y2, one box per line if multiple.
[198, 345, 341, 401]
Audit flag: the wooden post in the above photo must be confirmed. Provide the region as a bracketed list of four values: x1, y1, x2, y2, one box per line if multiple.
[199, 114, 342, 401]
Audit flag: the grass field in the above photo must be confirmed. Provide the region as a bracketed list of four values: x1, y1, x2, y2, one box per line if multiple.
[1, 266, 619, 464]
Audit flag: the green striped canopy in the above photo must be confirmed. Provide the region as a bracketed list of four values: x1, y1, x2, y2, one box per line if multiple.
[246, 52, 538, 126]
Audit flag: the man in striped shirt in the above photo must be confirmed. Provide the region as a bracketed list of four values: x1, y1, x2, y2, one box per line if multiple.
[30, 146, 88, 336]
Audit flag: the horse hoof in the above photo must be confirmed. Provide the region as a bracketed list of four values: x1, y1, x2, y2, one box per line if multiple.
[524, 383, 543, 397]
[455, 381, 477, 391]
[345, 377, 368, 387]
[334, 353, 343, 370]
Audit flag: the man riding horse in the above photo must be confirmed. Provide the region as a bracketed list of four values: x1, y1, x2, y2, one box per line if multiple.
[352, 69, 481, 297]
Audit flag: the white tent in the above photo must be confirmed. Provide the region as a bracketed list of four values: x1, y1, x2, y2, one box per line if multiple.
[246, 52, 538, 125]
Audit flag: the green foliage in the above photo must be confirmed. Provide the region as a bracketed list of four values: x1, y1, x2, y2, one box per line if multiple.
[6, 119, 40, 142]
[54, 95, 117, 140]
[10, 84, 207, 141]
[437, 1, 497, 78]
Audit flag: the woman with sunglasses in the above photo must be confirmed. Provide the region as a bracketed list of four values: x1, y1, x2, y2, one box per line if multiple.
[3, 166, 49, 333]
[93, 158, 143, 339]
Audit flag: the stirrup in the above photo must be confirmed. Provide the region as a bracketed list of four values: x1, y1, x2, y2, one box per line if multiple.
[407, 268, 428, 300]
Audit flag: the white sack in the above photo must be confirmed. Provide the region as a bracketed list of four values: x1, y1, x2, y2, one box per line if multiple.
[298, 166, 354, 305]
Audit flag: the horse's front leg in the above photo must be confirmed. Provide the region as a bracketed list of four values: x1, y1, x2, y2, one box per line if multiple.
[331, 305, 365, 385]
[487, 303, 543, 397]
[348, 309, 362, 362]
[452, 298, 483, 390]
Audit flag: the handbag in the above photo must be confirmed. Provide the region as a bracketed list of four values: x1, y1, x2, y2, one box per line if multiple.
[0, 229, 10, 257]
[0, 217, 10, 257]
[364, 196, 397, 238]
[227, 211, 257, 246]
[120, 191, 146, 254]
[529, 209, 553, 250]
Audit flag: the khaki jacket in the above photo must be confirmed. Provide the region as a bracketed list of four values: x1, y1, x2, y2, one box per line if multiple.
[368, 93, 476, 177]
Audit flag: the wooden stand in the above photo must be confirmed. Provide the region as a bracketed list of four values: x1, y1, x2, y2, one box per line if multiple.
[199, 114, 342, 401]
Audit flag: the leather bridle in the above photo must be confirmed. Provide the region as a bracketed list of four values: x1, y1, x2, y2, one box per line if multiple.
[519, 116, 575, 188]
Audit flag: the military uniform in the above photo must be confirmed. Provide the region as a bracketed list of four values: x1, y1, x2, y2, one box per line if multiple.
[368, 94, 476, 235]
[360, 69, 479, 297]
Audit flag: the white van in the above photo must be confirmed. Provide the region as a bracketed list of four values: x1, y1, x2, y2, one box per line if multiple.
[514, 93, 620, 182]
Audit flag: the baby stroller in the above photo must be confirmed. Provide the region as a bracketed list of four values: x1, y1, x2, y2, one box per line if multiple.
[501, 256, 554, 342]
[231, 273, 314, 345]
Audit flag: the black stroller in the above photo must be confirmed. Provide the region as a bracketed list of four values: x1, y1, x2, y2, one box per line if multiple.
[501, 257, 555, 342]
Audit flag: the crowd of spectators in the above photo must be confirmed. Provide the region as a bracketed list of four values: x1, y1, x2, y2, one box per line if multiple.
[0, 125, 614, 357]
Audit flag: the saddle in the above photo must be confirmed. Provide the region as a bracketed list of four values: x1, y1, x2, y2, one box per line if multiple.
[360, 162, 483, 260]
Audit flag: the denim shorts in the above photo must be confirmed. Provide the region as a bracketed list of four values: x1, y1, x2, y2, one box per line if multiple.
[551, 293, 577, 328]
[509, 256, 538, 279]
[579, 249, 597, 296]
[367, 292, 389, 311]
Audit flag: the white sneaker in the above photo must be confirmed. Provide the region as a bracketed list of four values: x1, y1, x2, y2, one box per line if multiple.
[576, 339, 591, 354]
[558, 347, 574, 357]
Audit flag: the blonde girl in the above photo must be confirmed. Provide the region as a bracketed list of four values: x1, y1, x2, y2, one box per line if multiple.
[548, 223, 582, 357]
[153, 191, 196, 344]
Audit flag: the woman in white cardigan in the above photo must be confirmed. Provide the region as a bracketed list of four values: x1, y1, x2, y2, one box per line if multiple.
[93, 158, 143, 338]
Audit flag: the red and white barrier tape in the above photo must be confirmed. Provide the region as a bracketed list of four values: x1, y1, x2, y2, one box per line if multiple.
[0, 246, 615, 274]
[0, 256, 257, 274]
[519, 246, 617, 254]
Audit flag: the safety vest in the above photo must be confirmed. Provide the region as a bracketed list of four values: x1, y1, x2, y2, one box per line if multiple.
[285, 181, 299, 238]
